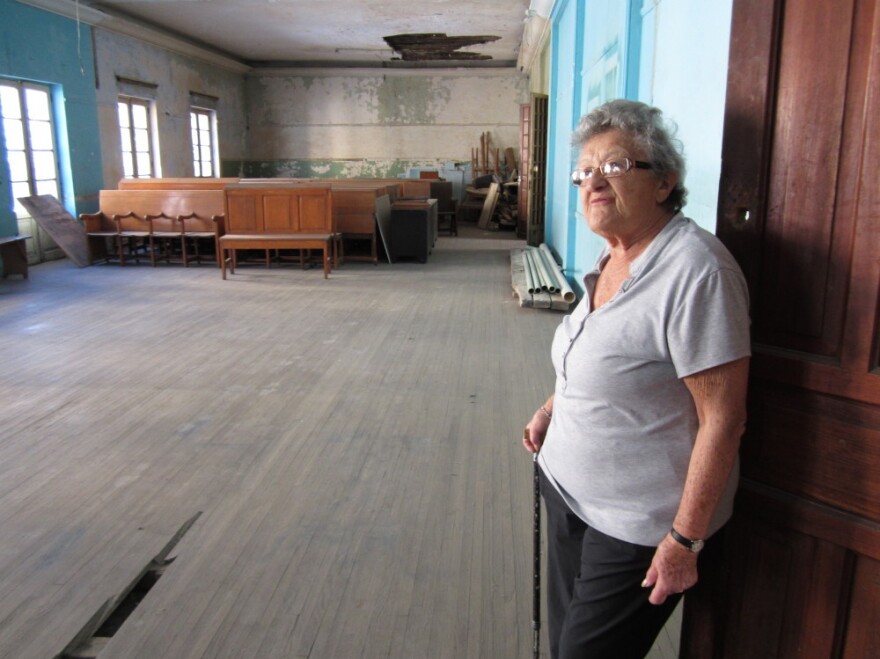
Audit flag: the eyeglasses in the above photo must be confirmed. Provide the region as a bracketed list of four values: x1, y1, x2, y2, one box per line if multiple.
[570, 158, 653, 186]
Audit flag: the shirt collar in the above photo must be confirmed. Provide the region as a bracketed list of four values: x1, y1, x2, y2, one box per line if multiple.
[583, 212, 688, 291]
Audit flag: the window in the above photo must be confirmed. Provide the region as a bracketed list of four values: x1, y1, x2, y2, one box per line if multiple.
[118, 96, 155, 178]
[586, 47, 620, 111]
[1, 80, 61, 216]
[190, 107, 217, 177]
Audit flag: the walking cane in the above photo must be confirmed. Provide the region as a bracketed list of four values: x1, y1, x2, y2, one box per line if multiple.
[530, 437, 541, 659]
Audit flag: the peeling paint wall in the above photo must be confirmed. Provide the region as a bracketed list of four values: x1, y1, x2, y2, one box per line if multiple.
[227, 158, 429, 180]
[93, 30, 247, 188]
[530, 41, 552, 96]
[239, 69, 529, 179]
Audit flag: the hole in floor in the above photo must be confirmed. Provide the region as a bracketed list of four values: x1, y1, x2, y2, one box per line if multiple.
[59, 512, 201, 659]
[93, 560, 167, 638]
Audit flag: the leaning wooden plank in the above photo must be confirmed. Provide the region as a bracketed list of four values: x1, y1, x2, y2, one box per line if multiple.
[17, 195, 90, 267]
[477, 182, 500, 230]
[505, 147, 517, 173]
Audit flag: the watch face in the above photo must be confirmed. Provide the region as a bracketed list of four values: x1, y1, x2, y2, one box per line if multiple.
[692, 539, 705, 552]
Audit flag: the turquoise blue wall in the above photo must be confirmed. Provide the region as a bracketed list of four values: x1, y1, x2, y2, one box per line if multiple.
[0, 0, 103, 236]
[543, 0, 733, 297]
[570, 0, 632, 287]
[544, 0, 579, 270]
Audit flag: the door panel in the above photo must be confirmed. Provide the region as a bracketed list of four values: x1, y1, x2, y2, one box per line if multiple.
[527, 94, 548, 247]
[758, 0, 854, 355]
[842, 555, 880, 658]
[744, 383, 880, 521]
[682, 0, 880, 655]
[518, 102, 530, 239]
[719, 511, 850, 659]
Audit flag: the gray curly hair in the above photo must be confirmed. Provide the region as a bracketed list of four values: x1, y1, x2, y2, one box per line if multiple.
[572, 100, 687, 213]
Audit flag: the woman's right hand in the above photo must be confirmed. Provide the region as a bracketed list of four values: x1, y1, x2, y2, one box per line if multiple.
[522, 403, 552, 454]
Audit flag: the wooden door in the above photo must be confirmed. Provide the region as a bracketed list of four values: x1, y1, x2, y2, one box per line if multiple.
[527, 94, 548, 247]
[518, 103, 531, 239]
[680, 0, 880, 657]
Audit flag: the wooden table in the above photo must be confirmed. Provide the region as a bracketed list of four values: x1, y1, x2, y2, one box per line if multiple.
[0, 234, 31, 278]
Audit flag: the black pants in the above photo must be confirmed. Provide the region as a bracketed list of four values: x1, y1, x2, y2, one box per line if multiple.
[540, 470, 683, 659]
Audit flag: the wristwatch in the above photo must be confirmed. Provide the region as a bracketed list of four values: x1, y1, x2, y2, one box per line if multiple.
[670, 528, 705, 553]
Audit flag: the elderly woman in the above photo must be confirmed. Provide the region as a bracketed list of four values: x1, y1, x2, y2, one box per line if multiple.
[523, 100, 750, 659]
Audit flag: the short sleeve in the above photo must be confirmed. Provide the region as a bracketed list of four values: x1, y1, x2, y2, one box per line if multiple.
[667, 267, 751, 378]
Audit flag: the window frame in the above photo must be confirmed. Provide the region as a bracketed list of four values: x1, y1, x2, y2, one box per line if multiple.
[189, 106, 218, 178]
[0, 79, 62, 218]
[117, 95, 157, 179]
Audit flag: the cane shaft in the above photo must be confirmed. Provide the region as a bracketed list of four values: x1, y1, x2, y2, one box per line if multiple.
[532, 452, 541, 658]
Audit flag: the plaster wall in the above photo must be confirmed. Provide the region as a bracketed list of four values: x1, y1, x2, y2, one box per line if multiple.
[649, 0, 733, 231]
[240, 70, 529, 179]
[93, 29, 247, 188]
[528, 38, 552, 96]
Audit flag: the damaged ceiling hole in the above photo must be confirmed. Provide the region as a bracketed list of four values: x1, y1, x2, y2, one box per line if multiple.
[383, 33, 500, 61]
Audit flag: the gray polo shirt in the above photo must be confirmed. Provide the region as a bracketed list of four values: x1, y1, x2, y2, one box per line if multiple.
[538, 214, 751, 546]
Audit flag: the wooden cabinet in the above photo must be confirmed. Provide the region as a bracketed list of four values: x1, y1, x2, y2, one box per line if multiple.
[224, 185, 332, 234]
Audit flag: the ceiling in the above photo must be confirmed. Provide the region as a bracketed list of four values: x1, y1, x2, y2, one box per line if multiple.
[76, 0, 536, 68]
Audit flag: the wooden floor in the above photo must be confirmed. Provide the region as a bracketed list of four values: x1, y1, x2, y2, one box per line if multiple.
[0, 227, 679, 658]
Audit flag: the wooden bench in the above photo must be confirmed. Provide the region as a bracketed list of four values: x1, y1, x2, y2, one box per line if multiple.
[80, 189, 225, 266]
[220, 234, 333, 279]
[0, 234, 31, 279]
[221, 185, 337, 280]
[217, 178, 402, 265]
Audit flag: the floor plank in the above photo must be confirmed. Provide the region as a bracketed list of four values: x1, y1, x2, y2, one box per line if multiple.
[0, 227, 680, 658]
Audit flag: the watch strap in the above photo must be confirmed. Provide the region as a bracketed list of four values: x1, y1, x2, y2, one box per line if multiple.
[670, 527, 704, 553]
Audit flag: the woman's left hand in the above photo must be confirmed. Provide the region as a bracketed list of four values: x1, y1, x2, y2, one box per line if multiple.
[641, 534, 699, 605]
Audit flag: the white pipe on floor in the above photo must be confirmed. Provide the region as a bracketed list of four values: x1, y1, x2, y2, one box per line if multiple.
[523, 247, 541, 295]
[533, 248, 560, 293]
[539, 244, 576, 303]
[528, 253, 540, 295]
[527, 250, 544, 295]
